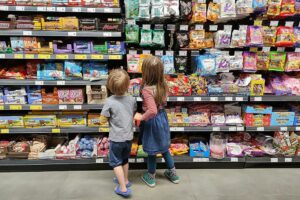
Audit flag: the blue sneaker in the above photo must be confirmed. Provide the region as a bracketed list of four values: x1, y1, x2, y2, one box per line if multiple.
[115, 185, 132, 197]
[113, 177, 132, 187]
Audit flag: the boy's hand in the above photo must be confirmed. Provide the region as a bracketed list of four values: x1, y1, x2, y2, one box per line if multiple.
[134, 113, 142, 126]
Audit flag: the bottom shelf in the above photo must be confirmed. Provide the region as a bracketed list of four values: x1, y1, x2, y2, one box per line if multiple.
[1, 156, 300, 171]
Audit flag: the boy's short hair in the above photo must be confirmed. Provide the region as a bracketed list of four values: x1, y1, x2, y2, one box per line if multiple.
[107, 69, 130, 96]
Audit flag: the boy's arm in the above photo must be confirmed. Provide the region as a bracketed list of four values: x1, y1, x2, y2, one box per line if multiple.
[100, 115, 108, 124]
[100, 100, 111, 124]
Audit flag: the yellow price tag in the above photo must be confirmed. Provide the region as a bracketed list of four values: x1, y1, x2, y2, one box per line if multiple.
[109, 55, 121, 60]
[99, 127, 109, 132]
[254, 20, 263, 26]
[25, 54, 35, 59]
[75, 54, 87, 60]
[38, 54, 51, 59]
[56, 54, 69, 59]
[9, 105, 22, 110]
[14, 54, 23, 59]
[250, 47, 258, 52]
[52, 128, 61, 133]
[0, 105, 4, 110]
[1, 129, 9, 134]
[91, 54, 104, 60]
[30, 105, 42, 110]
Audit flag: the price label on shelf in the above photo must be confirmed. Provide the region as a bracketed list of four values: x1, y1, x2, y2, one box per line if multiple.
[296, 127, 300, 131]
[136, 158, 144, 163]
[249, 47, 258, 52]
[237, 127, 244, 131]
[35, 81, 44, 85]
[231, 157, 239, 162]
[179, 51, 187, 56]
[23, 31, 32, 36]
[254, 20, 262, 26]
[142, 24, 151, 30]
[47, 7, 55, 11]
[104, 8, 113, 13]
[136, 97, 142, 102]
[225, 97, 233, 101]
[72, 7, 81, 12]
[129, 50, 137, 55]
[75, 54, 87, 60]
[257, 127, 265, 131]
[166, 51, 174, 56]
[193, 158, 209, 162]
[109, 55, 121, 60]
[270, 158, 278, 163]
[270, 21, 279, 27]
[57, 7, 66, 12]
[210, 97, 218, 101]
[224, 25, 232, 32]
[195, 24, 204, 30]
[296, 48, 300, 53]
[285, 158, 292, 162]
[16, 6, 25, 11]
[59, 105, 67, 110]
[142, 50, 151, 55]
[262, 47, 271, 52]
[229, 127, 237, 131]
[99, 127, 109, 132]
[68, 32, 77, 37]
[57, 81, 65, 85]
[103, 32, 112, 37]
[155, 50, 164, 56]
[277, 47, 285, 52]
[73, 105, 82, 110]
[0, 54, 5, 58]
[194, 97, 202, 101]
[96, 158, 104, 163]
[285, 21, 294, 27]
[280, 127, 288, 131]
[56, 54, 69, 59]
[177, 97, 184, 101]
[14, 54, 23, 59]
[1, 129, 9, 134]
[161, 158, 165, 163]
[0, 106, 4, 110]
[25, 54, 35, 59]
[129, 158, 135, 163]
[52, 129, 61, 133]
[170, 127, 184, 132]
[209, 25, 218, 31]
[91, 54, 104, 59]
[0, 6, 8, 11]
[235, 97, 244, 101]
[37, 7, 46, 11]
[9, 105, 22, 110]
[30, 105, 42, 110]
[212, 127, 220, 131]
[180, 25, 188, 31]
[38, 54, 51, 59]
[87, 8, 96, 13]
[254, 97, 262, 101]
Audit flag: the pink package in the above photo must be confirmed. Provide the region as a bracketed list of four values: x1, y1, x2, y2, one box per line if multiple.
[70, 89, 84, 104]
[285, 52, 300, 72]
[247, 26, 264, 47]
[282, 76, 300, 95]
[58, 89, 69, 104]
[243, 52, 257, 72]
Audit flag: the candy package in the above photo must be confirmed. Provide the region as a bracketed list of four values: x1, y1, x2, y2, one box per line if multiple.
[247, 26, 264, 47]
[256, 52, 270, 70]
[285, 52, 300, 72]
[253, 0, 267, 10]
[276, 26, 295, 47]
[175, 31, 189, 49]
[210, 133, 226, 159]
[139, 5, 151, 20]
[231, 30, 241, 48]
[269, 52, 286, 71]
[140, 29, 152, 47]
[189, 75, 207, 95]
[127, 54, 140, 73]
[205, 32, 215, 48]
[152, 30, 165, 47]
[296, 0, 300, 13]
[263, 26, 277, 46]
[211, 113, 225, 126]
[161, 55, 175, 74]
[207, 2, 220, 22]
[294, 27, 300, 47]
[196, 54, 217, 76]
[189, 30, 205, 49]
[236, 0, 254, 14]
[10, 37, 24, 53]
[280, 0, 295, 17]
[267, 0, 282, 16]
[230, 53, 244, 71]
[214, 30, 231, 48]
[250, 78, 265, 96]
[83, 62, 108, 81]
[125, 0, 139, 18]
[174, 56, 187, 73]
[216, 53, 230, 73]
[38, 62, 65, 80]
[164, 0, 180, 17]
[220, 0, 236, 19]
[191, 3, 206, 23]
[152, 4, 164, 18]
[64, 61, 82, 80]
[243, 52, 257, 72]
[125, 24, 139, 44]
[180, 0, 192, 20]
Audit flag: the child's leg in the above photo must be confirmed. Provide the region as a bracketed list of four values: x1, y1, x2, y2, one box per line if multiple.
[162, 151, 180, 184]
[147, 154, 157, 174]
[122, 163, 129, 184]
[122, 141, 132, 185]
[113, 166, 127, 192]
[162, 151, 175, 169]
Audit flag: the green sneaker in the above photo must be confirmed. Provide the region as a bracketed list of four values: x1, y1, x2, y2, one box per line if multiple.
[141, 172, 156, 188]
[164, 169, 180, 184]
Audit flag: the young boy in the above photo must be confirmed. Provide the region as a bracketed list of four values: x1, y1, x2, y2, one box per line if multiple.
[100, 69, 136, 197]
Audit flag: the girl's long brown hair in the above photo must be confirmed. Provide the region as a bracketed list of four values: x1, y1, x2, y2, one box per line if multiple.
[142, 56, 168, 105]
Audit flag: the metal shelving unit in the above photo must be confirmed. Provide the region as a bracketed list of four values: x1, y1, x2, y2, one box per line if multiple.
[0, 79, 106, 86]
[250, 96, 300, 102]
[0, 104, 103, 110]
[0, 54, 123, 60]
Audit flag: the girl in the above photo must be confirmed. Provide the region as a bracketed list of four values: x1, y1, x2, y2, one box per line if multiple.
[134, 56, 180, 187]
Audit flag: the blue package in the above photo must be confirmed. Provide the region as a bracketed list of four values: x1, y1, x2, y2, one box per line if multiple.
[189, 140, 210, 158]
[83, 62, 108, 81]
[107, 41, 126, 54]
[38, 62, 65, 80]
[270, 112, 295, 126]
[28, 93, 42, 104]
[244, 105, 273, 114]
[295, 27, 300, 47]
[161, 55, 175, 74]
[64, 61, 82, 80]
[196, 54, 217, 76]
[10, 37, 24, 53]
[26, 86, 41, 94]
[252, 0, 267, 9]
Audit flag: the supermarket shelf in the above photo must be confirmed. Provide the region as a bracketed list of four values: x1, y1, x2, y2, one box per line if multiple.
[136, 96, 247, 102]
[246, 126, 300, 132]
[250, 96, 300, 102]
[0, 5, 121, 13]
[0, 54, 123, 60]
[245, 157, 300, 168]
[0, 127, 108, 134]
[169, 126, 245, 132]
[0, 79, 106, 86]
[0, 30, 121, 37]
[0, 104, 103, 110]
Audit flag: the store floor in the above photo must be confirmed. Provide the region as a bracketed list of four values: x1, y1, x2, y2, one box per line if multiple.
[0, 169, 299, 200]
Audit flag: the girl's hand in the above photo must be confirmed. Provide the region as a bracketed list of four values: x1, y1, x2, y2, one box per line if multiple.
[134, 113, 142, 121]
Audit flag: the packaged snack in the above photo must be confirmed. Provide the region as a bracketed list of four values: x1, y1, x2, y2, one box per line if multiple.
[0, 116, 24, 128]
[161, 55, 175, 74]
[24, 115, 57, 128]
[164, 0, 180, 17]
[152, 30, 165, 47]
[88, 113, 101, 127]
[138, 54, 151, 72]
[140, 29, 152, 47]
[128, 78, 142, 97]
[38, 62, 65, 80]
[257, 52, 270, 70]
[180, 0, 192, 20]
[207, 2, 220, 22]
[189, 138, 210, 158]
[86, 85, 107, 104]
[250, 78, 265, 96]
[214, 30, 231, 48]
[230, 53, 244, 71]
[243, 52, 257, 72]
[4, 87, 26, 96]
[10, 37, 24, 53]
[210, 133, 226, 159]
[125, 24, 139, 44]
[189, 30, 205, 49]
[211, 113, 225, 126]
[127, 54, 140, 73]
[152, 4, 165, 18]
[125, 0, 139, 18]
[191, 3, 206, 23]
[296, 0, 300, 13]
[267, 0, 282, 16]
[139, 6, 151, 19]
[271, 112, 295, 126]
[236, 0, 254, 14]
[83, 62, 108, 81]
[174, 56, 188, 73]
[58, 115, 87, 127]
[269, 52, 286, 71]
[140, 0, 151, 6]
[107, 41, 125, 55]
[205, 32, 215, 48]
[285, 52, 300, 71]
[175, 31, 189, 49]
[231, 30, 241, 48]
[73, 41, 93, 54]
[294, 27, 300, 47]
[216, 53, 230, 73]
[24, 37, 38, 54]
[247, 26, 264, 47]
[64, 61, 82, 80]
[189, 75, 207, 95]
[42, 88, 59, 104]
[276, 26, 295, 47]
[253, 0, 267, 10]
[262, 26, 277, 46]
[196, 54, 217, 76]
[220, 0, 236, 19]
[280, 0, 295, 17]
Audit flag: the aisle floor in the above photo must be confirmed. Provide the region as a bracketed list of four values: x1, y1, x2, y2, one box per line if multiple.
[0, 169, 299, 200]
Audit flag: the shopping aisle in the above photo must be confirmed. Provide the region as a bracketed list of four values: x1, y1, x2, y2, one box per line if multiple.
[0, 169, 299, 200]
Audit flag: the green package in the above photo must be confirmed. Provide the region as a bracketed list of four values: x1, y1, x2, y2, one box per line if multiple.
[125, 0, 139, 19]
[269, 52, 286, 72]
[125, 24, 140, 44]
[140, 29, 152, 47]
[153, 30, 165, 47]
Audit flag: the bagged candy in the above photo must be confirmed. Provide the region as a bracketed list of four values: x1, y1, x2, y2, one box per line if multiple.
[125, 24, 139, 44]
[243, 52, 257, 72]
[215, 30, 231, 48]
[263, 26, 277, 46]
[174, 56, 188, 73]
[189, 75, 207, 95]
[236, 0, 254, 14]
[180, 0, 192, 20]
[205, 32, 215, 48]
[140, 29, 152, 47]
[296, 0, 300, 13]
[191, 3, 206, 23]
[139, 6, 151, 19]
[216, 53, 230, 73]
[189, 30, 205, 49]
[211, 113, 225, 126]
[125, 0, 139, 19]
[152, 30, 165, 47]
[127, 54, 140, 73]
[267, 0, 282, 16]
[140, 0, 151, 6]
[294, 27, 300, 47]
[247, 26, 264, 47]
[64, 61, 82, 80]
[152, 4, 164, 18]
[196, 54, 217, 76]
[280, 0, 295, 17]
[285, 52, 300, 72]
[250, 77, 265, 96]
[256, 51, 270, 70]
[230, 53, 244, 70]
[161, 55, 175, 74]
[253, 0, 268, 10]
[175, 31, 189, 49]
[164, 0, 180, 17]
[220, 0, 236, 19]
[276, 26, 295, 47]
[269, 52, 286, 71]
[231, 30, 241, 47]
[207, 2, 220, 22]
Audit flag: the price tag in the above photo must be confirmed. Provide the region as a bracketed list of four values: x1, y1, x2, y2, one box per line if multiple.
[129, 158, 135, 163]
[136, 158, 144, 163]
[254, 20, 262, 26]
[103, 32, 112, 37]
[296, 48, 300, 53]
[237, 127, 244, 131]
[127, 19, 136, 25]
[285, 21, 294, 27]
[104, 8, 113, 13]
[99, 127, 109, 132]
[72, 7, 81, 12]
[194, 97, 202, 101]
[16, 6, 25, 11]
[179, 51, 187, 56]
[270, 158, 278, 163]
[166, 51, 174, 56]
[209, 25, 218, 31]
[177, 97, 184, 101]
[14, 54, 23, 59]
[254, 97, 262, 101]
[229, 127, 237, 131]
[170, 127, 184, 132]
[38, 54, 51, 59]
[142, 24, 151, 30]
[87, 8, 96, 13]
[250, 47, 258, 52]
[109, 55, 121, 60]
[193, 158, 209, 162]
[161, 158, 165, 163]
[68, 32, 77, 37]
[96, 158, 104, 163]
[270, 21, 279, 27]
[37, 7, 46, 11]
[155, 51, 164, 56]
[210, 97, 218, 101]
[277, 47, 285, 52]
[180, 25, 188, 31]
[52, 129, 61, 133]
[195, 24, 204, 30]
[225, 97, 233, 101]
[30, 105, 42, 110]
[75, 54, 87, 60]
[56, 54, 69, 59]
[1, 129, 9, 134]
[0, 106, 4, 110]
[262, 47, 271, 52]
[280, 127, 288, 131]
[91, 54, 104, 59]
[285, 158, 292, 162]
[235, 97, 244, 101]
[57, 81, 65, 85]
[231, 157, 238, 162]
[136, 97, 143, 102]
[197, 0, 205, 3]
[47, 7, 55, 11]
[257, 127, 264, 131]
[0, 54, 5, 58]
[0, 6, 8, 11]
[296, 127, 300, 131]
[212, 127, 220, 131]
[59, 105, 67, 110]
[9, 105, 22, 110]
[73, 105, 82, 110]
[25, 54, 35, 59]
[35, 81, 44, 85]
[142, 50, 151, 55]
[224, 25, 232, 32]
[23, 31, 32, 36]
[129, 50, 137, 55]
[57, 7, 66, 12]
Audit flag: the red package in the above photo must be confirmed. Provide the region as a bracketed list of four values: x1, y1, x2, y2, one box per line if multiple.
[280, 0, 295, 17]
[276, 26, 295, 47]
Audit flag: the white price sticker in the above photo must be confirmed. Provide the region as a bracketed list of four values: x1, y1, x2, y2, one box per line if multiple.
[296, 48, 300, 53]
[296, 127, 300, 131]
[209, 25, 218, 31]
[212, 127, 220, 131]
[237, 127, 244, 131]
[136, 158, 144, 163]
[170, 127, 184, 132]
[197, 0, 206, 3]
[229, 127, 237, 131]
[193, 158, 209, 162]
[285, 21, 294, 27]
[104, 8, 113, 13]
[161, 158, 165, 163]
[166, 51, 174, 56]
[177, 97, 184, 101]
[16, 6, 25, 11]
[72, 7, 81, 12]
[142, 24, 151, 30]
[262, 47, 271, 52]
[210, 97, 218, 101]
[57, 7, 66, 12]
[103, 32, 112, 37]
[155, 51, 163, 56]
[142, 50, 151, 55]
[195, 24, 204, 30]
[47, 7, 55, 12]
[231, 157, 238, 162]
[277, 47, 285, 52]
[285, 158, 292, 162]
[225, 97, 233, 101]
[96, 158, 104, 163]
[57, 81, 65, 85]
[23, 31, 32, 36]
[254, 97, 262, 101]
[35, 81, 44, 85]
[37, 7, 46, 11]
[136, 97, 142, 102]
[0, 6, 8, 11]
[129, 50, 137, 55]
[0, 54, 5, 58]
[270, 21, 279, 26]
[180, 25, 188, 31]
[235, 97, 244, 101]
[129, 158, 135, 163]
[257, 127, 265, 131]
[270, 158, 278, 163]
[280, 127, 288, 131]
[194, 97, 202, 101]
[179, 51, 187, 56]
[59, 105, 67, 110]
[73, 105, 82, 110]
[68, 32, 77, 37]
[224, 25, 232, 32]
[87, 8, 96, 13]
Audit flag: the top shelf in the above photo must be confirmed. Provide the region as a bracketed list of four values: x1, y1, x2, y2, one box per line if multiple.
[0, 5, 121, 13]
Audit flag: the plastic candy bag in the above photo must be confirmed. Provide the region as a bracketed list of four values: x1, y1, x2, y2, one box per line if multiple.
[247, 26, 264, 47]
[230, 53, 244, 71]
[196, 54, 217, 76]
[215, 30, 231, 48]
[207, 2, 220, 22]
[180, 0, 192, 20]
[280, 0, 295, 17]
[162, 55, 175, 74]
[216, 53, 230, 73]
[276, 26, 295, 47]
[139, 6, 151, 19]
[164, 0, 180, 17]
[269, 52, 286, 71]
[257, 52, 270, 70]
[125, 0, 139, 19]
[191, 3, 206, 23]
[127, 54, 140, 73]
[236, 0, 254, 14]
[152, 30, 165, 47]
[253, 0, 267, 10]
[285, 52, 300, 72]
[189, 30, 205, 49]
[295, 27, 300, 47]
[174, 56, 187, 73]
[175, 31, 189, 49]
[140, 29, 152, 46]
[263, 26, 277, 46]
[220, 0, 236, 19]
[125, 24, 140, 44]
[152, 4, 164, 18]
[267, 0, 282, 16]
[243, 52, 257, 72]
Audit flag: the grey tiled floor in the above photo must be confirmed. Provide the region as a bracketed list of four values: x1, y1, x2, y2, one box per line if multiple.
[0, 169, 299, 200]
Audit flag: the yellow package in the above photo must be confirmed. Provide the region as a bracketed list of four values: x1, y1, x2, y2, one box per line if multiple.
[61, 17, 79, 31]
[58, 115, 87, 127]
[24, 115, 57, 128]
[0, 116, 24, 128]
[138, 54, 151, 73]
[250, 78, 265, 96]
[207, 2, 220, 22]
[192, 3, 207, 23]
[189, 30, 205, 49]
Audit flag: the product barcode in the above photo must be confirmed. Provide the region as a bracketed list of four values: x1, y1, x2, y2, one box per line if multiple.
[155, 51, 163, 56]
[177, 97, 184, 101]
[142, 50, 151, 55]
[235, 97, 243, 101]
[195, 24, 203, 30]
[270, 21, 279, 26]
[262, 47, 271, 52]
[179, 51, 187, 56]
[129, 158, 135, 163]
[210, 97, 218, 101]
[229, 127, 236, 131]
[166, 51, 174, 56]
[237, 127, 244, 131]
[285, 158, 292, 162]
